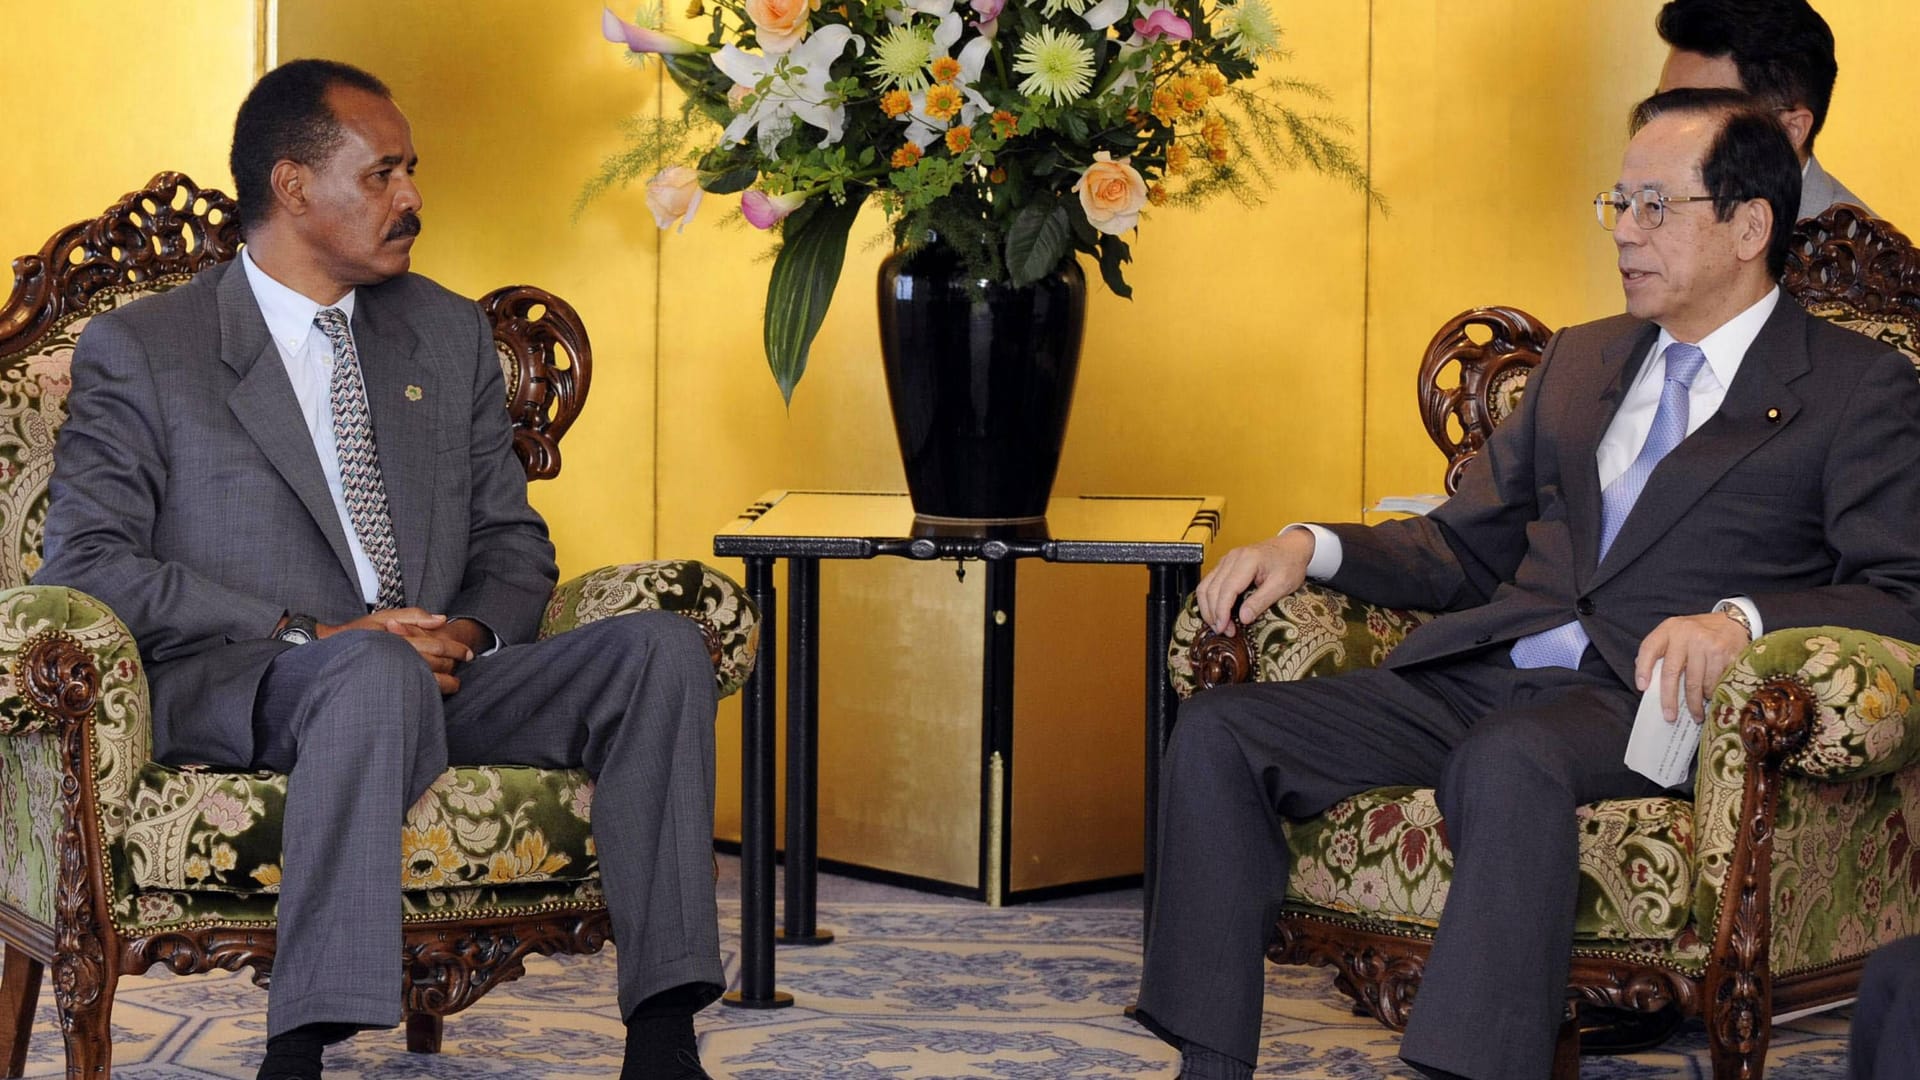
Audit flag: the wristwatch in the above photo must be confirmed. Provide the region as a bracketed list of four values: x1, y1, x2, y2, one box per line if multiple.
[1714, 601, 1754, 641]
[275, 613, 320, 646]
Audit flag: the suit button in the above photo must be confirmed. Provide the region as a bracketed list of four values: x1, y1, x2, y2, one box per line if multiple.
[1577, 598, 1595, 615]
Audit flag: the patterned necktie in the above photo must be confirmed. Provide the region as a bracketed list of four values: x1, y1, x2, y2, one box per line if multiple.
[1510, 341, 1710, 670]
[314, 307, 406, 610]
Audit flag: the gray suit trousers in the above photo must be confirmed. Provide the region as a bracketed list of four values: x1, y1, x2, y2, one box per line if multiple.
[1850, 935, 1920, 1080]
[1136, 650, 1661, 1080]
[251, 610, 721, 1036]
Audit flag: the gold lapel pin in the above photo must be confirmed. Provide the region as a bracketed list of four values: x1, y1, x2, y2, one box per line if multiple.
[405, 385, 423, 402]
[1765, 407, 1781, 423]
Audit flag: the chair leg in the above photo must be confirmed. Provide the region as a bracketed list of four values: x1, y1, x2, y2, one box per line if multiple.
[1708, 1013, 1769, 1080]
[405, 1012, 444, 1054]
[1551, 1005, 1581, 1080]
[0, 946, 43, 1078]
[54, 966, 113, 1080]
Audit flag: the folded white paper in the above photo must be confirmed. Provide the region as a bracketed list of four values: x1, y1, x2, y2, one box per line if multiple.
[1624, 659, 1704, 788]
[1369, 493, 1449, 516]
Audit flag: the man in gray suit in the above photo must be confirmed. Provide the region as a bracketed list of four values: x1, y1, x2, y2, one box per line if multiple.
[1656, 0, 1872, 220]
[38, 60, 721, 1080]
[1135, 89, 1920, 1080]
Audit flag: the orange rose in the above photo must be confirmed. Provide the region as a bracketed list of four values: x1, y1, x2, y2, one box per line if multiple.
[1072, 152, 1148, 235]
[745, 0, 816, 53]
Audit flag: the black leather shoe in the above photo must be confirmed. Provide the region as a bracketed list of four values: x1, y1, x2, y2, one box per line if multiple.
[1577, 1004, 1685, 1054]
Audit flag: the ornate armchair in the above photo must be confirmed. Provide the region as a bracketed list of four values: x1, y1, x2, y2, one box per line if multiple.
[0, 173, 760, 1077]
[1173, 204, 1920, 1079]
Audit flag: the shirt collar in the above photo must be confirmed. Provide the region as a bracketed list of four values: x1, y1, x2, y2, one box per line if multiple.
[1650, 285, 1780, 391]
[240, 248, 357, 354]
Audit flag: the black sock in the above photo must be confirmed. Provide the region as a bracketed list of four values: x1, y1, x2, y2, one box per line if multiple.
[621, 1011, 704, 1079]
[257, 1022, 357, 1080]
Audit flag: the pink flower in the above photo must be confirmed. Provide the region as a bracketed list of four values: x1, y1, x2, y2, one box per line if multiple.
[970, 0, 1006, 20]
[645, 166, 704, 232]
[1131, 3, 1193, 41]
[745, 0, 816, 53]
[1073, 151, 1148, 235]
[601, 6, 701, 55]
[742, 189, 808, 229]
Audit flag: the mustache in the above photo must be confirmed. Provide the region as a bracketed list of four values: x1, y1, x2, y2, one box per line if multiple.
[386, 212, 422, 241]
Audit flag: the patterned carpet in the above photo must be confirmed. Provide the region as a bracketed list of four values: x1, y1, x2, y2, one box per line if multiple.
[17, 902, 1852, 1077]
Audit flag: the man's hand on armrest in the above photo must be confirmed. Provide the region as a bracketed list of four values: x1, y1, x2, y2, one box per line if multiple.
[1196, 528, 1317, 636]
[1633, 607, 1754, 724]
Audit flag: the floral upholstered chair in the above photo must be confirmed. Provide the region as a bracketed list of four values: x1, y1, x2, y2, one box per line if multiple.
[1172, 204, 1920, 1079]
[0, 173, 760, 1077]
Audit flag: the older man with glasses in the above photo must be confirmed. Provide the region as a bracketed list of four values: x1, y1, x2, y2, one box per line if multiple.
[1132, 85, 1920, 1080]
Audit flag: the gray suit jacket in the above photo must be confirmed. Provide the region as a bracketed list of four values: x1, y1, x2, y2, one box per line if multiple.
[1325, 298, 1920, 689]
[38, 260, 558, 766]
[1801, 155, 1872, 221]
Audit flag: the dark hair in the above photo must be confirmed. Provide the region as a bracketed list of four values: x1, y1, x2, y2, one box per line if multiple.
[1630, 88, 1802, 279]
[1656, 0, 1837, 152]
[230, 59, 391, 235]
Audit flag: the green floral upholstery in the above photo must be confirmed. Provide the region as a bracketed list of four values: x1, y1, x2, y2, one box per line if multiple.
[1170, 590, 1920, 978]
[0, 277, 759, 941]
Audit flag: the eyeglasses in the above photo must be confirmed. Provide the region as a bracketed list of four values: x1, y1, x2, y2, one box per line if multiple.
[1594, 188, 1725, 230]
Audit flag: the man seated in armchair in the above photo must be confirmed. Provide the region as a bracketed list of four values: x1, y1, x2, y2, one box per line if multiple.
[1133, 88, 1920, 1080]
[36, 60, 721, 1080]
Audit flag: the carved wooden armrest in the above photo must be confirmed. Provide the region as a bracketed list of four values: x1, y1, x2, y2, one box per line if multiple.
[539, 560, 760, 698]
[1167, 583, 1434, 697]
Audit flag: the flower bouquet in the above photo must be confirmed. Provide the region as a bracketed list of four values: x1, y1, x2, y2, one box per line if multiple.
[589, 0, 1373, 401]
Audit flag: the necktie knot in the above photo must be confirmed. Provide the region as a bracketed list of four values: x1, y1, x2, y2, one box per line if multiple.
[315, 307, 350, 341]
[1663, 341, 1707, 390]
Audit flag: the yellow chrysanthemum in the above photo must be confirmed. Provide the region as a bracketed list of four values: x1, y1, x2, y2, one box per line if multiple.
[1147, 183, 1168, 205]
[931, 56, 962, 84]
[1165, 142, 1191, 174]
[925, 83, 964, 121]
[945, 125, 974, 154]
[892, 143, 924, 168]
[990, 109, 1020, 138]
[1200, 68, 1227, 96]
[1202, 115, 1229, 149]
[880, 89, 914, 118]
[1172, 77, 1208, 115]
[1150, 88, 1181, 126]
[1208, 143, 1232, 164]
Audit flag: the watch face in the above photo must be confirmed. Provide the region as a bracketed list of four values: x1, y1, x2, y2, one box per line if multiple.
[277, 626, 313, 645]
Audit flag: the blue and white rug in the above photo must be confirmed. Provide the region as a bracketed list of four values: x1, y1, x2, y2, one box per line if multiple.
[18, 903, 1849, 1077]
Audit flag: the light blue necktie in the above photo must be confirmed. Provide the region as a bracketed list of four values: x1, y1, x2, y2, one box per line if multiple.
[1510, 341, 1710, 670]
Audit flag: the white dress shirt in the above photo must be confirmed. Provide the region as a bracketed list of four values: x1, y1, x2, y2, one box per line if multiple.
[1290, 287, 1782, 636]
[240, 249, 383, 606]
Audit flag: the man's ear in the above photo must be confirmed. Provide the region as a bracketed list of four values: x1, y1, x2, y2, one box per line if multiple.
[268, 160, 308, 219]
[1735, 197, 1775, 264]
[1777, 105, 1815, 160]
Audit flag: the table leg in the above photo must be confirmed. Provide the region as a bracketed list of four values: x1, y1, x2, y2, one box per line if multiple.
[978, 559, 1017, 905]
[724, 556, 793, 1008]
[779, 557, 834, 945]
[1141, 563, 1193, 922]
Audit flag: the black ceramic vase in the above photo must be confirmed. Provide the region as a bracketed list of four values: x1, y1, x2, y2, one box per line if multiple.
[876, 240, 1086, 524]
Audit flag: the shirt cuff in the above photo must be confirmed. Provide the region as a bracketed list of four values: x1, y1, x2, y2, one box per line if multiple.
[450, 615, 505, 657]
[1716, 596, 1764, 640]
[1282, 523, 1343, 581]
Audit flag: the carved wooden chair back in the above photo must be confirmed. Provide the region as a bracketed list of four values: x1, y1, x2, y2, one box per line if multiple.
[1416, 203, 1920, 493]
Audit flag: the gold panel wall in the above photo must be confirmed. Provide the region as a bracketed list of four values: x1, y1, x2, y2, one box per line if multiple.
[0, 3, 257, 263]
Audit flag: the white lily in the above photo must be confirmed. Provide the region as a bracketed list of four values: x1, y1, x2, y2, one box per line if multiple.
[716, 24, 866, 155]
[1083, 0, 1130, 30]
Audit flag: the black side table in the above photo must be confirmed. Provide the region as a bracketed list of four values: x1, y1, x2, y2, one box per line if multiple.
[712, 490, 1223, 1007]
